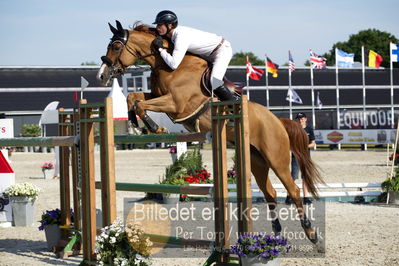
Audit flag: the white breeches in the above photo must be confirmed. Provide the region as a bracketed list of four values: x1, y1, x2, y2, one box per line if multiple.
[206, 40, 233, 89]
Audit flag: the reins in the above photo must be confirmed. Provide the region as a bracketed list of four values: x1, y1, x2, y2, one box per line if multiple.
[102, 35, 158, 74]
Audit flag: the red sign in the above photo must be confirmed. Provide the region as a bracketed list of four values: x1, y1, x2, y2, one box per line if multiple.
[327, 131, 343, 143]
[0, 151, 14, 173]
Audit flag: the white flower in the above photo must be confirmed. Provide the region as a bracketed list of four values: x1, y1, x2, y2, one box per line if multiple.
[109, 237, 116, 244]
[4, 183, 41, 200]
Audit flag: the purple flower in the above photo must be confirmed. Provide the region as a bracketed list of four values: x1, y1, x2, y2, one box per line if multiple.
[261, 250, 270, 259]
[38, 208, 73, 231]
[270, 247, 280, 257]
[231, 232, 290, 258]
[248, 245, 256, 252]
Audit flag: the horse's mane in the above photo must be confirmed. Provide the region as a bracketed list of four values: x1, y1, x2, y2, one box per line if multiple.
[131, 21, 157, 36]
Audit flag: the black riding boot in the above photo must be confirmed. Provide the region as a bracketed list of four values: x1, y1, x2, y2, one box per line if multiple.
[213, 85, 237, 101]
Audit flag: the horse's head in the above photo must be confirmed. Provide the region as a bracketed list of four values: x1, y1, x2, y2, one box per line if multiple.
[97, 21, 139, 86]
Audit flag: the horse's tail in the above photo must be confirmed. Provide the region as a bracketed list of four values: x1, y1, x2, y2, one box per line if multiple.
[279, 118, 324, 199]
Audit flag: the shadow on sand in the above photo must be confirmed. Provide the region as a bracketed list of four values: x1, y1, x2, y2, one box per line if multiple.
[0, 238, 81, 265]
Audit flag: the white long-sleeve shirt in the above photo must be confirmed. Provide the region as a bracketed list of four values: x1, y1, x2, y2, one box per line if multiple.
[159, 26, 223, 70]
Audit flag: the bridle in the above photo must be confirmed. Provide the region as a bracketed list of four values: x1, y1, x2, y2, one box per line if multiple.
[101, 29, 155, 76]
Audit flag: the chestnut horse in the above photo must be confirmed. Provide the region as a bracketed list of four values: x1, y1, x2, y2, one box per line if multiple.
[97, 21, 323, 243]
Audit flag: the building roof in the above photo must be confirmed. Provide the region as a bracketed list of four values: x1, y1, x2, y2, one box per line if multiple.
[0, 66, 398, 112]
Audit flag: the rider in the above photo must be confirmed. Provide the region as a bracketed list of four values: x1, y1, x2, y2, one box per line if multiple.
[152, 10, 236, 101]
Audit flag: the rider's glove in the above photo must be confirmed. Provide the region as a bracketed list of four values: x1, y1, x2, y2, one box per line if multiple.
[153, 36, 164, 51]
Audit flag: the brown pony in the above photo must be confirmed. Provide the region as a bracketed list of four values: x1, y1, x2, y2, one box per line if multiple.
[97, 21, 323, 243]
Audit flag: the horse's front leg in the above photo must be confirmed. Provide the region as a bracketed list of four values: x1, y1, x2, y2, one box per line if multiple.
[127, 92, 154, 128]
[135, 93, 178, 134]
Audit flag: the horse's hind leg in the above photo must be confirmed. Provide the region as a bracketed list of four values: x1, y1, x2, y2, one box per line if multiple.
[266, 149, 318, 243]
[250, 147, 281, 234]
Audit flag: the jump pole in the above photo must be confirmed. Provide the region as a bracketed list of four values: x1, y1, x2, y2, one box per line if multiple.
[78, 97, 252, 265]
[210, 95, 253, 265]
[58, 109, 72, 237]
[79, 98, 117, 263]
[57, 109, 82, 236]
[0, 136, 77, 147]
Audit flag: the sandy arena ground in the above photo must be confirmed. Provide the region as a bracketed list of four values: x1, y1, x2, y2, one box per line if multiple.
[0, 149, 398, 265]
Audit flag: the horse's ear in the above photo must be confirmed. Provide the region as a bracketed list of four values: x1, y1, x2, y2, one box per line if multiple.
[116, 20, 123, 32]
[108, 22, 118, 35]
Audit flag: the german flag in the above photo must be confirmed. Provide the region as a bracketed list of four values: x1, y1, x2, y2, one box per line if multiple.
[266, 57, 278, 78]
[368, 50, 383, 68]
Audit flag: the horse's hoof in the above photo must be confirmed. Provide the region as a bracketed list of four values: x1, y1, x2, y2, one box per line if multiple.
[308, 230, 318, 244]
[271, 219, 282, 234]
[155, 127, 168, 134]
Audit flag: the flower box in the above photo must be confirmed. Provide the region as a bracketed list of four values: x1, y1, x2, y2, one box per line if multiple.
[231, 233, 290, 266]
[241, 256, 281, 266]
[5, 183, 40, 227]
[44, 224, 61, 250]
[10, 196, 35, 226]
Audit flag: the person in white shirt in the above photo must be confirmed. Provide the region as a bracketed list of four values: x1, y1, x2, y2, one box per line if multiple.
[152, 10, 236, 101]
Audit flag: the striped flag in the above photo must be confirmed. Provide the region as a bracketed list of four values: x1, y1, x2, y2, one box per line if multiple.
[310, 49, 327, 69]
[246, 56, 264, 80]
[266, 57, 278, 78]
[336, 48, 354, 68]
[368, 50, 383, 68]
[288, 51, 295, 72]
[391, 43, 399, 62]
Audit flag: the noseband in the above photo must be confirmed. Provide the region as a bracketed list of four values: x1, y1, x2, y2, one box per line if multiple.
[101, 29, 155, 76]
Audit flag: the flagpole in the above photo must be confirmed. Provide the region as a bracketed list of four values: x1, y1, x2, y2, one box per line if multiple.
[310, 49, 314, 124]
[335, 48, 341, 150]
[265, 54, 269, 108]
[361, 46, 368, 150]
[289, 52, 292, 120]
[390, 42, 394, 130]
[246, 74, 250, 100]
[311, 81, 316, 133]
[246, 55, 250, 100]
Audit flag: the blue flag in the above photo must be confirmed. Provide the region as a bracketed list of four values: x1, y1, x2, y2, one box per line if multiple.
[391, 43, 399, 62]
[336, 49, 354, 68]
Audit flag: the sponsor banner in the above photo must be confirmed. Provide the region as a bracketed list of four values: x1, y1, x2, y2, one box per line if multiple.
[339, 109, 393, 129]
[0, 119, 13, 138]
[314, 129, 396, 144]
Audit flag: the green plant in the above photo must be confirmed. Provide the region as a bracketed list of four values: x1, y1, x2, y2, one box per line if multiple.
[4, 182, 41, 201]
[227, 152, 238, 184]
[180, 148, 203, 175]
[382, 177, 399, 192]
[227, 169, 237, 184]
[160, 176, 185, 186]
[162, 148, 204, 183]
[21, 124, 41, 137]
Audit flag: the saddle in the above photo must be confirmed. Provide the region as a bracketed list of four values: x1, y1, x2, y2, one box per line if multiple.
[200, 67, 246, 97]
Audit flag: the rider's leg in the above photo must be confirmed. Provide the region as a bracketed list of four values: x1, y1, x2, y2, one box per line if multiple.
[209, 40, 236, 101]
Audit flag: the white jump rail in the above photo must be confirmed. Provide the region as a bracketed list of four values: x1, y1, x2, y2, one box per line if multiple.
[187, 182, 383, 198]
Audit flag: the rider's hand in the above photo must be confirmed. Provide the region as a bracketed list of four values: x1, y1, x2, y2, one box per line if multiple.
[153, 36, 164, 51]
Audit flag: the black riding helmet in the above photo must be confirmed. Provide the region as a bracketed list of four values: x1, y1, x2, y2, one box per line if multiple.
[153, 10, 178, 28]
